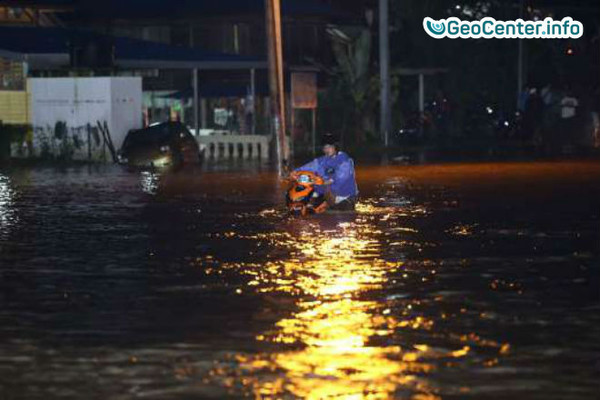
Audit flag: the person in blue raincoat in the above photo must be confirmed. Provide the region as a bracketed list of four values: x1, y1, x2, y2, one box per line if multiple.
[291, 133, 358, 210]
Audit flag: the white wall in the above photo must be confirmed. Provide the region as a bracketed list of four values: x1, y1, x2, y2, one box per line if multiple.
[31, 77, 111, 131]
[28, 77, 142, 160]
[109, 77, 143, 150]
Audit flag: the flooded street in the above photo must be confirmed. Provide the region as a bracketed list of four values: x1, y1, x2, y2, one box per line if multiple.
[0, 160, 599, 399]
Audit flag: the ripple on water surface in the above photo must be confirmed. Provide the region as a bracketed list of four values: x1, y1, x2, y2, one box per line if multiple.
[0, 161, 598, 399]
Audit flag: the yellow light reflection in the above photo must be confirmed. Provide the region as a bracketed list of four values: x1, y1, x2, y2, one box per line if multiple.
[227, 223, 440, 399]
[201, 202, 508, 399]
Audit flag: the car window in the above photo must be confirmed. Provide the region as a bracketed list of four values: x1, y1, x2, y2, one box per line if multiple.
[124, 124, 173, 148]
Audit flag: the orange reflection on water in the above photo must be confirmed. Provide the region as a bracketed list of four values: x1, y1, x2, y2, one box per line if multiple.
[231, 222, 441, 399]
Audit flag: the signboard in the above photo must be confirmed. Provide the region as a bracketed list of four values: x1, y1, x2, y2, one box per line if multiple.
[213, 108, 231, 127]
[291, 72, 317, 109]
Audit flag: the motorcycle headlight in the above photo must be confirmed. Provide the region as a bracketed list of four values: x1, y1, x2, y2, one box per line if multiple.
[298, 175, 311, 183]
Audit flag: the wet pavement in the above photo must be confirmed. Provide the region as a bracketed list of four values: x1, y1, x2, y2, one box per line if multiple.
[0, 160, 599, 399]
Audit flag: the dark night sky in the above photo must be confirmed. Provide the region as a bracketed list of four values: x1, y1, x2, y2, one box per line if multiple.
[1, 1, 599, 22]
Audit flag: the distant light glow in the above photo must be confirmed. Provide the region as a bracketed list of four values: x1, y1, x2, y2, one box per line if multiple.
[153, 156, 171, 167]
[0, 174, 17, 239]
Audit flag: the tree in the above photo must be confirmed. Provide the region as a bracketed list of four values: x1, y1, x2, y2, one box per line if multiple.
[329, 21, 379, 144]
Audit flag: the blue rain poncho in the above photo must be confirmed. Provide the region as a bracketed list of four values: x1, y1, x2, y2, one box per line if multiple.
[295, 151, 358, 200]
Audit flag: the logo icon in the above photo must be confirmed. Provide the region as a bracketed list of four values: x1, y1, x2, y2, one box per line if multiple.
[423, 17, 446, 37]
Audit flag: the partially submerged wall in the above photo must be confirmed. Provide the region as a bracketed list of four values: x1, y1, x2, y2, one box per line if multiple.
[13, 77, 142, 161]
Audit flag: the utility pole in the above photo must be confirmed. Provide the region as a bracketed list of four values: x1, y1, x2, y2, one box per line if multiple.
[517, 0, 524, 108]
[193, 68, 199, 136]
[265, 0, 288, 175]
[379, 0, 391, 147]
[190, 24, 199, 137]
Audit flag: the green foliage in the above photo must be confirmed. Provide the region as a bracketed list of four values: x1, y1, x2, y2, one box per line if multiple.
[318, 0, 597, 148]
[37, 128, 54, 160]
[389, 1, 519, 132]
[0, 123, 31, 160]
[54, 121, 68, 140]
[35, 122, 77, 161]
[72, 134, 83, 150]
[57, 135, 75, 161]
[319, 23, 381, 145]
[0, 123, 29, 143]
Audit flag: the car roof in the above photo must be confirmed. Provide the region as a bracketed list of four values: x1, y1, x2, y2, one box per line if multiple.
[126, 122, 190, 141]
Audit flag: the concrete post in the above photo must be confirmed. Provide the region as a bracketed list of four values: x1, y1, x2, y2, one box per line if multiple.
[250, 68, 256, 135]
[200, 98, 207, 129]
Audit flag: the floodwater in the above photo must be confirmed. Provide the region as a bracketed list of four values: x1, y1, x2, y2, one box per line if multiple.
[0, 160, 599, 399]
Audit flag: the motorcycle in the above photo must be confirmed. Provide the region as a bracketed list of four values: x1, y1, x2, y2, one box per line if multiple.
[285, 170, 329, 216]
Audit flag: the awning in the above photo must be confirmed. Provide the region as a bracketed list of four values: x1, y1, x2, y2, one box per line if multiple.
[0, 26, 266, 70]
[49, 0, 337, 20]
[158, 81, 270, 99]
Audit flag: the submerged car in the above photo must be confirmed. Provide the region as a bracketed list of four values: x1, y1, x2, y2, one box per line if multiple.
[119, 122, 201, 168]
